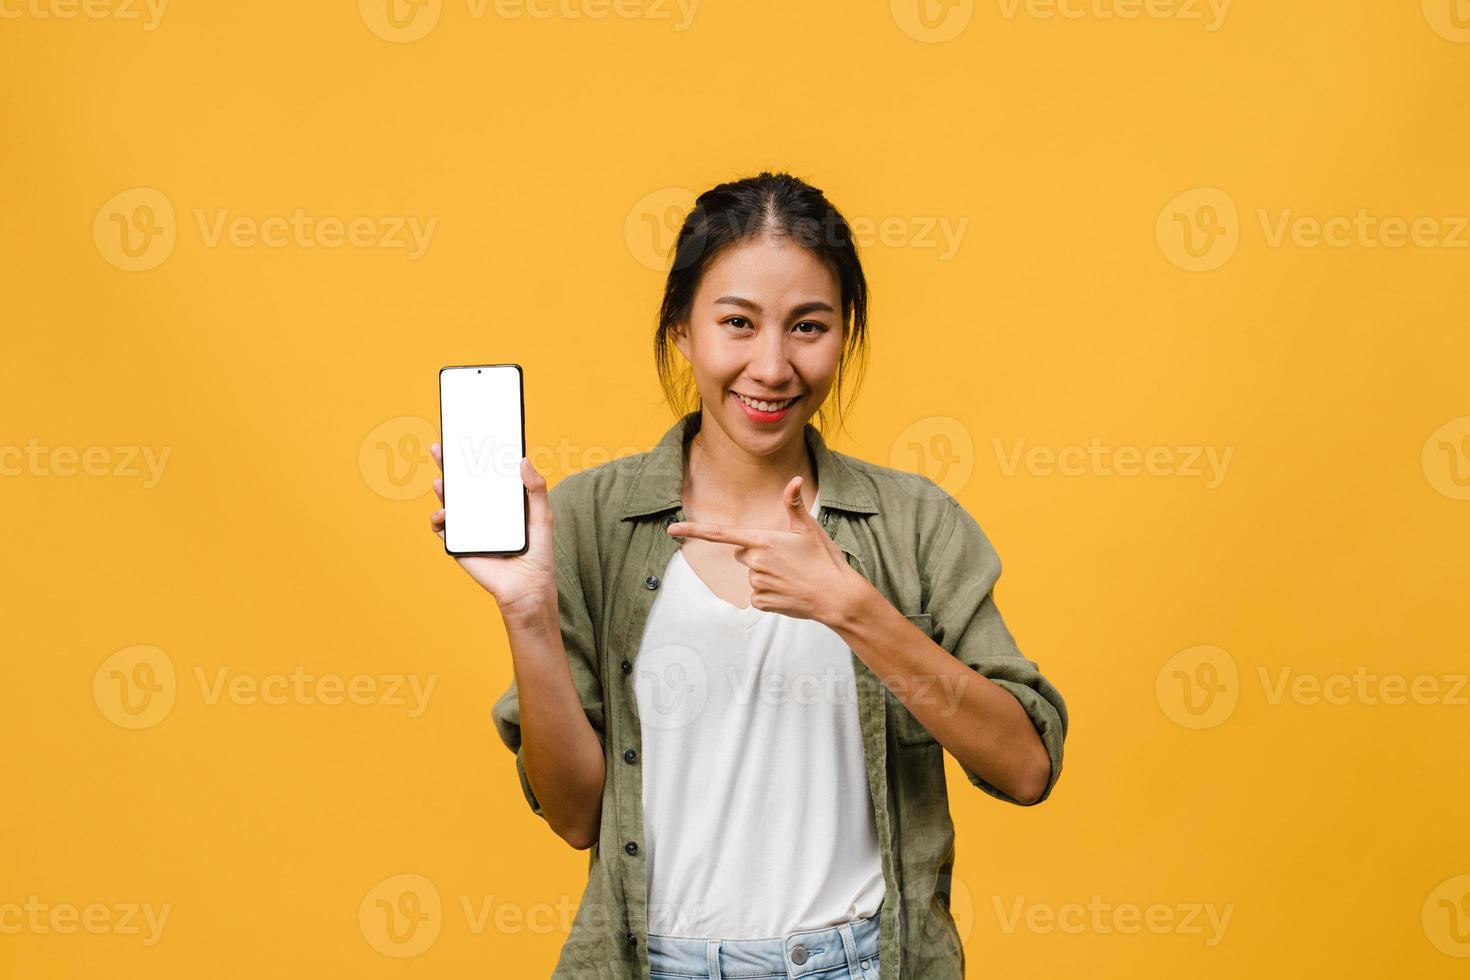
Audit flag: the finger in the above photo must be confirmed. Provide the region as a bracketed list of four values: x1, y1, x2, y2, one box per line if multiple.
[521, 456, 553, 556]
[430, 441, 442, 471]
[666, 521, 764, 547]
[784, 475, 821, 533]
[430, 507, 445, 536]
[433, 476, 443, 504]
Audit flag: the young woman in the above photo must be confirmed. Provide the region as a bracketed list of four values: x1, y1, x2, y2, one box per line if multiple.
[429, 172, 1069, 980]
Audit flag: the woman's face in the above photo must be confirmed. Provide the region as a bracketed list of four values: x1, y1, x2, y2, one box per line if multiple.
[673, 233, 844, 452]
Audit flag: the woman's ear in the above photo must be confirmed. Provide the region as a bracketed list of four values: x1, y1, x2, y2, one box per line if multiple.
[671, 319, 691, 360]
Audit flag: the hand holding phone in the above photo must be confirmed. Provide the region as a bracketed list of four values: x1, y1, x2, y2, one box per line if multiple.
[438, 364, 528, 556]
[431, 364, 556, 618]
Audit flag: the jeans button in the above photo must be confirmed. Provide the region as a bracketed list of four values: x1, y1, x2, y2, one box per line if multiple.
[790, 944, 807, 965]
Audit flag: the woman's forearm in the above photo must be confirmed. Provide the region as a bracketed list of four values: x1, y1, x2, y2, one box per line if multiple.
[502, 590, 606, 849]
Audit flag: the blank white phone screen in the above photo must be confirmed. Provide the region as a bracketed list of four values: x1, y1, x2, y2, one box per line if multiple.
[439, 365, 526, 554]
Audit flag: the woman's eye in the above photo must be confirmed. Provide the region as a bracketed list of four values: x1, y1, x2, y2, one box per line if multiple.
[722, 316, 826, 334]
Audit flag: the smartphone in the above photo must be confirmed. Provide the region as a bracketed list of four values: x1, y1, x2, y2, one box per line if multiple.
[438, 364, 529, 557]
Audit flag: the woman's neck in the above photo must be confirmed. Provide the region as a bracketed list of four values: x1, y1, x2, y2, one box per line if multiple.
[680, 408, 818, 525]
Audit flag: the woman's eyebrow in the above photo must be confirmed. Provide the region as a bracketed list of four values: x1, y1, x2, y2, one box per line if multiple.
[714, 295, 836, 317]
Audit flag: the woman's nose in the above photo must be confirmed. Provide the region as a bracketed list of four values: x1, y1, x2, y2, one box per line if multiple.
[747, 333, 795, 381]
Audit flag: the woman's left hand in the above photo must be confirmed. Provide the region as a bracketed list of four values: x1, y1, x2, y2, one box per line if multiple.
[665, 476, 867, 624]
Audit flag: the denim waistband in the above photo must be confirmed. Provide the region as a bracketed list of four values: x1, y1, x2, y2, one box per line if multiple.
[646, 908, 881, 979]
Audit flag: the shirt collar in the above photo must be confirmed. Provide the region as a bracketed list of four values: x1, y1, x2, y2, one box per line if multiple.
[620, 410, 880, 521]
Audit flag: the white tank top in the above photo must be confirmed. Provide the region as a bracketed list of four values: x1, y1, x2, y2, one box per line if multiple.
[634, 491, 886, 939]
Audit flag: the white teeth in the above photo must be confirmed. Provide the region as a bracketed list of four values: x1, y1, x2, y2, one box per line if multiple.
[735, 392, 797, 412]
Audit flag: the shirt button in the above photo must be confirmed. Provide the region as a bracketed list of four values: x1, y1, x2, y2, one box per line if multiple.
[623, 748, 637, 763]
[645, 575, 659, 590]
[790, 944, 808, 965]
[626, 932, 637, 945]
[621, 660, 633, 674]
[624, 840, 639, 855]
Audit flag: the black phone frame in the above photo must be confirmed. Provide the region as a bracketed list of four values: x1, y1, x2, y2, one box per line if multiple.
[438, 363, 530, 558]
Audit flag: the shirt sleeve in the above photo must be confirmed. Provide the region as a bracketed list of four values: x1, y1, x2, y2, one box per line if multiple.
[921, 493, 1069, 806]
[489, 489, 606, 821]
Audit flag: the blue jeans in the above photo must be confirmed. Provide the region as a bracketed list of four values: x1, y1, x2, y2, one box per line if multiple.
[646, 909, 881, 980]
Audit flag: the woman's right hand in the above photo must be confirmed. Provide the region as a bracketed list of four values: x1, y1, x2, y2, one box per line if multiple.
[429, 442, 557, 624]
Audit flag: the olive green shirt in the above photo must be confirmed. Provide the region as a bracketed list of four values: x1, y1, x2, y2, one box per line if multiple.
[491, 410, 1069, 980]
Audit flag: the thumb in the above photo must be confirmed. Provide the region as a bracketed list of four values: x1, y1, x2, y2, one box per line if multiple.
[784, 475, 820, 533]
[522, 456, 553, 552]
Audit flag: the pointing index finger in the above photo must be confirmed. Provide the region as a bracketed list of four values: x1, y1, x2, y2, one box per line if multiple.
[666, 521, 763, 547]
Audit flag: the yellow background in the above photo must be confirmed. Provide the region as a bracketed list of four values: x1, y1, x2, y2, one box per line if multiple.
[3, 0, 1468, 976]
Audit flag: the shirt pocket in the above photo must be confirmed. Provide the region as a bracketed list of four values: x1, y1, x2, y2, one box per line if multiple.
[887, 611, 940, 748]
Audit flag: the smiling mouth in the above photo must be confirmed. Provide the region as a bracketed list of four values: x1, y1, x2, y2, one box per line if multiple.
[732, 391, 801, 412]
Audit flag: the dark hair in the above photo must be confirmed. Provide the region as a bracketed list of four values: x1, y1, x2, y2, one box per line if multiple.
[653, 171, 870, 439]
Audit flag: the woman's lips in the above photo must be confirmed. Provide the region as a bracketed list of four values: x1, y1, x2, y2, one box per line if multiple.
[731, 390, 800, 423]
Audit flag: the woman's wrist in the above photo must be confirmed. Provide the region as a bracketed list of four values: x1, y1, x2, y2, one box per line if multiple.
[826, 568, 882, 633]
[498, 584, 559, 635]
